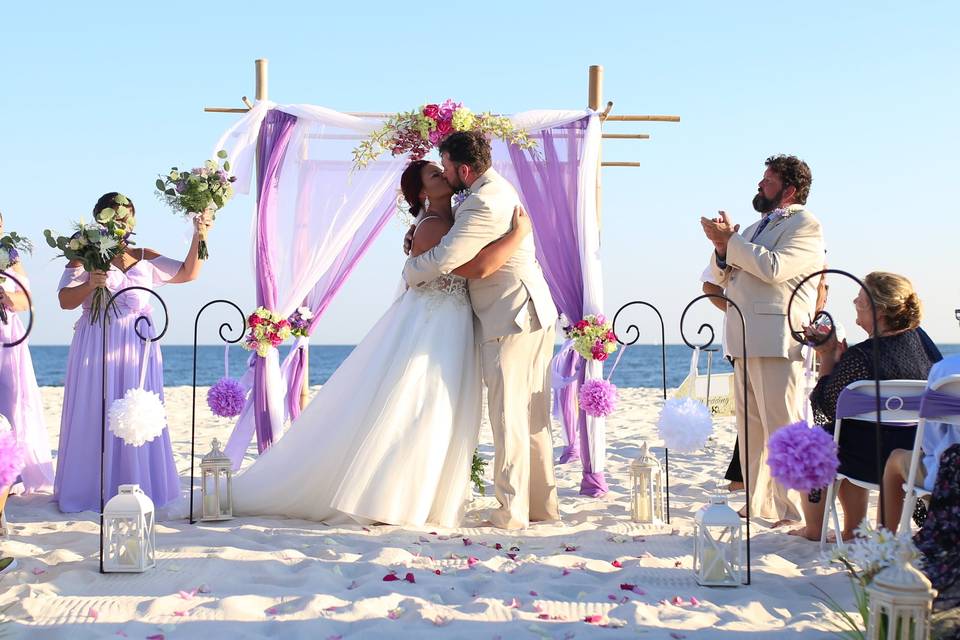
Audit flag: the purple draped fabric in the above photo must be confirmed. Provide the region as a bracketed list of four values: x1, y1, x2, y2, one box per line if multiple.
[252, 109, 298, 452]
[836, 388, 924, 420]
[283, 200, 396, 422]
[920, 389, 960, 419]
[508, 117, 608, 496]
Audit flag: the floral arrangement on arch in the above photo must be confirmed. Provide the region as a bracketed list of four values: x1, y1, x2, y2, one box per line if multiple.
[563, 314, 618, 362]
[243, 307, 292, 357]
[0, 231, 33, 324]
[352, 99, 537, 170]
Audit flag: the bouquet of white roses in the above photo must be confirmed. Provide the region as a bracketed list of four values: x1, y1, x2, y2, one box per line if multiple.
[0, 231, 33, 323]
[155, 150, 235, 260]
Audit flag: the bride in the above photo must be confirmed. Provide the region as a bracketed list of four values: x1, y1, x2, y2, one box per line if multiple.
[231, 160, 531, 527]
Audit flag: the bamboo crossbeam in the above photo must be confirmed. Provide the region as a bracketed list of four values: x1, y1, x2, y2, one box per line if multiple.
[602, 133, 650, 139]
[601, 162, 641, 167]
[604, 115, 680, 122]
[204, 107, 249, 113]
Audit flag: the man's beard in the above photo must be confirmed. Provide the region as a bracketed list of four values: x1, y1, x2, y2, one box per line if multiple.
[445, 170, 466, 192]
[752, 186, 785, 214]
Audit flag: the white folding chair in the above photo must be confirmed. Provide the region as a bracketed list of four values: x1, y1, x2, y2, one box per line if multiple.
[899, 374, 960, 533]
[821, 379, 928, 550]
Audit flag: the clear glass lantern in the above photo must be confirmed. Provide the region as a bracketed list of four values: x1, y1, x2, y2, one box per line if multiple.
[102, 484, 155, 573]
[866, 548, 937, 640]
[630, 441, 664, 524]
[693, 494, 743, 586]
[201, 438, 233, 521]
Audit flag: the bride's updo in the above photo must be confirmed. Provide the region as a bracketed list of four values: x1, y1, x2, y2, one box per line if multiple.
[400, 160, 431, 217]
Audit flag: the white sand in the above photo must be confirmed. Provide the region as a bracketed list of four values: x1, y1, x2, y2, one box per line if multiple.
[0, 386, 858, 638]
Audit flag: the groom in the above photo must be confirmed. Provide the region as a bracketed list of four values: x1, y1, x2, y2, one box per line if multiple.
[403, 131, 560, 529]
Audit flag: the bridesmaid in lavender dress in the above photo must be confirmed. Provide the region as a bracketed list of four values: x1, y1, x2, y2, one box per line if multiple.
[54, 193, 213, 513]
[0, 210, 54, 493]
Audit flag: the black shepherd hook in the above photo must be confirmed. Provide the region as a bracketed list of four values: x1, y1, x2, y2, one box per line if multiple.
[611, 301, 670, 523]
[680, 293, 751, 585]
[786, 268, 884, 524]
[100, 286, 169, 574]
[190, 300, 247, 524]
[0, 270, 34, 348]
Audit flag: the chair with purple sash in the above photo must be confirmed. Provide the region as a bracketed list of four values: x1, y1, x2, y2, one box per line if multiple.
[899, 374, 960, 533]
[821, 379, 927, 549]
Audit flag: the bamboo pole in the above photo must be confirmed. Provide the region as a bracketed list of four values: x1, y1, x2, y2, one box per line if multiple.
[603, 133, 650, 139]
[604, 115, 680, 122]
[601, 162, 642, 167]
[589, 65, 604, 228]
[300, 344, 310, 409]
[255, 59, 268, 101]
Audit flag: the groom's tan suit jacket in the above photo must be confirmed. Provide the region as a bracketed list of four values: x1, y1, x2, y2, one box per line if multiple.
[402, 168, 558, 342]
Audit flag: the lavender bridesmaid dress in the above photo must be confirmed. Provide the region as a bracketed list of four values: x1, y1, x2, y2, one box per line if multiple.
[53, 255, 182, 513]
[0, 273, 54, 492]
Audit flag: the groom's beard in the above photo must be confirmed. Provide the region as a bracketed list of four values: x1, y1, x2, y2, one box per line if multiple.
[752, 186, 786, 214]
[445, 173, 466, 192]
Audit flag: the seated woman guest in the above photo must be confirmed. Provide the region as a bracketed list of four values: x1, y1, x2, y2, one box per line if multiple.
[54, 193, 212, 513]
[790, 272, 937, 541]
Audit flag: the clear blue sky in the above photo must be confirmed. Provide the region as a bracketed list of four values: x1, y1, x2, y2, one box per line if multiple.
[2, 1, 957, 345]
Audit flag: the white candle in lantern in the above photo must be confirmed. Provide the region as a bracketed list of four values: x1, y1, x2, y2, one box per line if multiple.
[204, 494, 217, 517]
[702, 547, 727, 583]
[122, 538, 142, 566]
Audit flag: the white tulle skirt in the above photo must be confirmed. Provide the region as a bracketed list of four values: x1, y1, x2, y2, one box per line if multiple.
[232, 276, 481, 528]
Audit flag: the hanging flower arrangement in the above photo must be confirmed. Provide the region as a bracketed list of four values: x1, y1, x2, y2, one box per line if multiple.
[352, 99, 537, 170]
[563, 314, 618, 362]
[243, 307, 292, 357]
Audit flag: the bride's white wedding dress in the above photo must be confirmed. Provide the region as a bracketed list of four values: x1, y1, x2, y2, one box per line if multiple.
[231, 271, 481, 528]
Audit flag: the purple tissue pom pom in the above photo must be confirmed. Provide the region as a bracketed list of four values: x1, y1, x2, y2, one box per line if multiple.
[579, 379, 618, 417]
[207, 378, 246, 418]
[767, 420, 840, 491]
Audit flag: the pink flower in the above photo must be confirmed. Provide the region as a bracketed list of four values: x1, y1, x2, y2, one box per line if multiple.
[248, 315, 261, 326]
[606, 330, 616, 341]
[422, 104, 440, 120]
[574, 320, 589, 330]
[428, 129, 442, 145]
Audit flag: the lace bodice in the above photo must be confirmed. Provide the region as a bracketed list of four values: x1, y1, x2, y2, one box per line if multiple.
[411, 274, 469, 308]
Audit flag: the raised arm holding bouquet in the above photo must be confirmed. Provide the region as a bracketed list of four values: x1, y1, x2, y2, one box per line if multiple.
[156, 150, 235, 260]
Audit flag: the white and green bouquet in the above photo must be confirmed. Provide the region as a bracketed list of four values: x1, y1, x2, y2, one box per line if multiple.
[44, 222, 126, 324]
[0, 231, 33, 323]
[155, 150, 236, 260]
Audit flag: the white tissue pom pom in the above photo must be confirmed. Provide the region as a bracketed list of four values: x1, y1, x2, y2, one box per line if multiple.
[656, 397, 714, 452]
[108, 388, 167, 447]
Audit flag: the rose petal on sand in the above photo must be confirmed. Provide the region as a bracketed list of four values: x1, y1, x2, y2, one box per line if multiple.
[177, 589, 198, 600]
[462, 538, 473, 546]
[671, 596, 684, 605]
[32, 567, 46, 576]
[494, 543, 503, 550]
[382, 573, 400, 582]
[467, 556, 479, 567]
[584, 614, 603, 623]
[529, 590, 538, 596]
[404, 572, 416, 583]
[87, 608, 98, 620]
[266, 606, 279, 615]
[173, 611, 186, 617]
[690, 596, 701, 606]
[611, 560, 623, 568]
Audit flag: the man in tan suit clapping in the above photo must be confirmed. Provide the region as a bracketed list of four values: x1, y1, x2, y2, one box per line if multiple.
[701, 155, 825, 526]
[403, 131, 560, 529]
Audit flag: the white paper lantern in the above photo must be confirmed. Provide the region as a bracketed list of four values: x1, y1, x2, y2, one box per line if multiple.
[866, 548, 937, 640]
[630, 441, 664, 524]
[102, 484, 155, 573]
[200, 438, 233, 521]
[693, 494, 743, 587]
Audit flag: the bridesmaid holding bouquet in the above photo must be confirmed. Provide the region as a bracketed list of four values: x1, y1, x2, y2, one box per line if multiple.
[0, 210, 54, 493]
[52, 193, 213, 512]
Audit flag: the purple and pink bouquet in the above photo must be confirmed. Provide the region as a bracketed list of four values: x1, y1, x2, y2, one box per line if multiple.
[563, 314, 618, 362]
[353, 99, 536, 170]
[288, 306, 313, 338]
[155, 150, 236, 260]
[242, 307, 292, 357]
[0, 231, 33, 324]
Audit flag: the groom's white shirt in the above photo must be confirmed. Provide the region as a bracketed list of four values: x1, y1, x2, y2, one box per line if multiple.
[402, 168, 558, 343]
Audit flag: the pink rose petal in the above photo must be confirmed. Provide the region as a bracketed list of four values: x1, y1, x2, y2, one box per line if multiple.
[538, 613, 550, 620]
[177, 589, 198, 600]
[506, 553, 517, 561]
[562, 568, 571, 576]
[671, 596, 684, 605]
[87, 607, 99, 620]
[434, 569, 442, 575]
[266, 606, 279, 615]
[506, 597, 520, 608]
[32, 567, 46, 575]
[173, 611, 186, 617]
[607, 594, 617, 601]
[529, 590, 538, 596]
[690, 596, 701, 606]
[611, 560, 623, 568]
[462, 538, 473, 546]
[467, 556, 479, 567]
[404, 572, 416, 583]
[146, 636, 165, 640]
[382, 573, 400, 582]
[584, 614, 603, 623]
[564, 545, 577, 552]
[494, 543, 503, 550]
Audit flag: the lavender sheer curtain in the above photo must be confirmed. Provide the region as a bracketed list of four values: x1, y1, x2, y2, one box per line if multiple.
[507, 115, 609, 496]
[252, 109, 298, 452]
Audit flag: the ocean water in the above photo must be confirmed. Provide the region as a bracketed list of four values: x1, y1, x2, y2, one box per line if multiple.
[27, 343, 960, 389]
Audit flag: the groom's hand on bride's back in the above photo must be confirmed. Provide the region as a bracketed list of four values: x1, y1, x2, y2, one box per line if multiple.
[403, 224, 416, 255]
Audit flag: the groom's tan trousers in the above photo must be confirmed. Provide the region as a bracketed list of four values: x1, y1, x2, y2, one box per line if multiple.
[481, 304, 560, 529]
